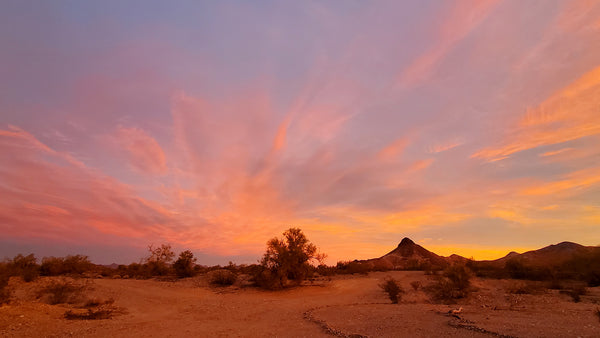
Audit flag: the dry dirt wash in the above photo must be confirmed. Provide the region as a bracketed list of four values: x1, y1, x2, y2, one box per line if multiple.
[1, 271, 599, 337]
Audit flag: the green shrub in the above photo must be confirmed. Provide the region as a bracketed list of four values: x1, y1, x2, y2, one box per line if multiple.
[379, 277, 404, 304]
[255, 228, 325, 289]
[208, 269, 237, 286]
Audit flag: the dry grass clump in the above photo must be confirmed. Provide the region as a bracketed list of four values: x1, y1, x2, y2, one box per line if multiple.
[37, 278, 90, 305]
[64, 298, 118, 320]
[410, 280, 422, 291]
[379, 277, 404, 304]
[207, 269, 237, 286]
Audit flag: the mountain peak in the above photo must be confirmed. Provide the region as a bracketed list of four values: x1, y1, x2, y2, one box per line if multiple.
[399, 237, 415, 246]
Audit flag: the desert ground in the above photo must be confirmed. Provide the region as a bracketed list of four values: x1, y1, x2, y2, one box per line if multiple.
[1, 271, 599, 338]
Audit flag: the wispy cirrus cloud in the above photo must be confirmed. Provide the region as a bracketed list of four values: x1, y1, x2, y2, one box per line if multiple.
[473, 65, 600, 162]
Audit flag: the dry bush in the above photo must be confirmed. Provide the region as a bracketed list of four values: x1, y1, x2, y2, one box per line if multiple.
[64, 307, 114, 320]
[208, 269, 237, 286]
[425, 265, 473, 303]
[335, 261, 370, 275]
[173, 250, 197, 278]
[379, 277, 404, 304]
[8, 254, 39, 282]
[0, 270, 10, 305]
[40, 255, 93, 276]
[560, 285, 587, 303]
[507, 281, 545, 295]
[410, 280, 422, 291]
[65, 298, 117, 320]
[595, 308, 600, 323]
[37, 278, 90, 305]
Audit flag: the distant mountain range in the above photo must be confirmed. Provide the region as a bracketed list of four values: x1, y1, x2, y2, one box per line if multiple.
[358, 237, 600, 271]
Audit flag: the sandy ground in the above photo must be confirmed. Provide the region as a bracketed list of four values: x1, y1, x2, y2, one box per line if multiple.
[1, 271, 599, 337]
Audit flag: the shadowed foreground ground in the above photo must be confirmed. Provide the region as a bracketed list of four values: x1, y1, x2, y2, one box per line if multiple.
[1, 271, 599, 337]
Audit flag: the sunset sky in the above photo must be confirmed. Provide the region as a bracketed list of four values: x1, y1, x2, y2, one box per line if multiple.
[1, 0, 600, 265]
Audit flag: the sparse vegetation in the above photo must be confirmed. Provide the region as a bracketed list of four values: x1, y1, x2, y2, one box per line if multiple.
[425, 264, 473, 303]
[40, 255, 93, 276]
[8, 254, 39, 282]
[64, 298, 118, 320]
[254, 228, 325, 289]
[335, 261, 370, 275]
[64, 307, 115, 320]
[145, 244, 175, 276]
[0, 269, 10, 305]
[506, 281, 545, 295]
[410, 280, 421, 291]
[560, 285, 587, 303]
[173, 250, 197, 278]
[208, 269, 237, 286]
[595, 308, 600, 323]
[379, 277, 404, 304]
[37, 278, 90, 305]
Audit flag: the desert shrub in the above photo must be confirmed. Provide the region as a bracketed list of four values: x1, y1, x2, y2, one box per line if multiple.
[64, 307, 114, 320]
[546, 279, 563, 290]
[37, 278, 89, 305]
[380, 277, 404, 304]
[208, 269, 237, 286]
[372, 260, 394, 272]
[595, 308, 600, 323]
[173, 250, 197, 278]
[507, 281, 545, 295]
[315, 264, 336, 276]
[145, 244, 175, 276]
[410, 280, 422, 291]
[560, 285, 587, 303]
[336, 261, 370, 275]
[40, 255, 93, 276]
[0, 268, 10, 305]
[425, 265, 472, 303]
[8, 254, 39, 282]
[254, 228, 325, 289]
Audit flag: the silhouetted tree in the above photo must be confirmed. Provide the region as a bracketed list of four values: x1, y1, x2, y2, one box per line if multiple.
[146, 244, 175, 276]
[173, 250, 197, 278]
[255, 228, 325, 289]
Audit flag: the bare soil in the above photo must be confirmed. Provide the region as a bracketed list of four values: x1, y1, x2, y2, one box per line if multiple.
[1, 271, 599, 337]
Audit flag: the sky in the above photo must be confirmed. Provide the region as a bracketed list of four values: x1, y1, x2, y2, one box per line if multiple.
[1, 0, 600, 265]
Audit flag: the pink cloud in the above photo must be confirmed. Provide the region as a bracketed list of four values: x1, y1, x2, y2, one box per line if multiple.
[115, 126, 168, 175]
[397, 0, 500, 88]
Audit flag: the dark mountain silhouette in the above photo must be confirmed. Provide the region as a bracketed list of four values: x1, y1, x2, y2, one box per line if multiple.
[359, 237, 450, 270]
[359, 238, 600, 274]
[492, 241, 597, 266]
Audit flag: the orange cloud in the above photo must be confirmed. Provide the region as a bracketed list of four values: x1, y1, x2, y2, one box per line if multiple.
[521, 167, 600, 196]
[539, 148, 573, 157]
[473, 65, 600, 161]
[115, 126, 168, 175]
[377, 137, 410, 161]
[397, 0, 500, 87]
[427, 138, 464, 154]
